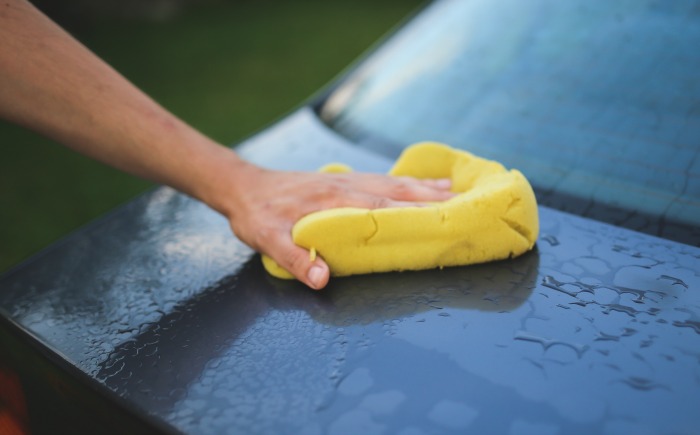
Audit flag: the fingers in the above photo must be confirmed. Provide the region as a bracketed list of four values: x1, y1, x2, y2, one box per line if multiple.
[268, 176, 453, 288]
[228, 170, 457, 291]
[416, 178, 452, 190]
[258, 226, 330, 290]
[373, 176, 455, 203]
[305, 260, 329, 290]
[331, 177, 454, 210]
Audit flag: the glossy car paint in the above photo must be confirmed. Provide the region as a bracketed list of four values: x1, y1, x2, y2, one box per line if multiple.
[2, 0, 700, 433]
[322, 0, 700, 245]
[1, 109, 699, 434]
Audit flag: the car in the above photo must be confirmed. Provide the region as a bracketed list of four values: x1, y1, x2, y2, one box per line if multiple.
[1, 0, 699, 433]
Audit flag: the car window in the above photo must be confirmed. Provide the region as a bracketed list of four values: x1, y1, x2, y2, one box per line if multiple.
[320, 0, 700, 245]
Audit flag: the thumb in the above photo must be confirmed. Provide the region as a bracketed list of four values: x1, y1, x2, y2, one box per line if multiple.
[304, 259, 330, 290]
[269, 241, 330, 290]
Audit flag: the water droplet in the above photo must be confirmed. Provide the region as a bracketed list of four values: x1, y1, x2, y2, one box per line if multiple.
[619, 377, 671, 392]
[514, 331, 589, 358]
[672, 320, 700, 335]
[601, 303, 659, 318]
[542, 276, 597, 299]
[595, 332, 619, 342]
[541, 235, 560, 246]
[621, 327, 637, 336]
[658, 275, 688, 289]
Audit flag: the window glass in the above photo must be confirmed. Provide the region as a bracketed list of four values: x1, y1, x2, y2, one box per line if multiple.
[321, 0, 700, 244]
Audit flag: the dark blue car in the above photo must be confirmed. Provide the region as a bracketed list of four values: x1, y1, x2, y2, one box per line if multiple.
[1, 0, 699, 433]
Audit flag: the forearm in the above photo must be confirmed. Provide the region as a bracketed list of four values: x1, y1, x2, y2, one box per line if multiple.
[0, 0, 455, 289]
[0, 0, 248, 214]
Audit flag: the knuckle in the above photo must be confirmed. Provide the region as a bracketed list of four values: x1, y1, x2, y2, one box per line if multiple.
[283, 248, 308, 273]
[320, 183, 345, 200]
[254, 226, 273, 244]
[370, 197, 393, 209]
[390, 182, 417, 200]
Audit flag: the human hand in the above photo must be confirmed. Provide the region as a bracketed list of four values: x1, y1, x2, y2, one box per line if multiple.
[224, 164, 454, 290]
[0, 0, 447, 291]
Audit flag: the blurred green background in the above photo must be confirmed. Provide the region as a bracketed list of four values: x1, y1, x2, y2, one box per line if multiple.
[0, 0, 423, 273]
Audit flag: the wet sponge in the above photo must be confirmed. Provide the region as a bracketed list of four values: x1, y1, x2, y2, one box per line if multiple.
[262, 142, 539, 279]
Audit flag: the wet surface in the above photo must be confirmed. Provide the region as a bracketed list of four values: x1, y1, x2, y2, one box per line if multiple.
[1, 109, 699, 434]
[322, 0, 700, 247]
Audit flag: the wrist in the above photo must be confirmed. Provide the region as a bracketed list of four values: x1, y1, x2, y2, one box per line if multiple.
[194, 145, 262, 222]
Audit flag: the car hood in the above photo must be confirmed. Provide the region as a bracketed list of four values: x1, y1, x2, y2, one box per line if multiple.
[1, 107, 699, 434]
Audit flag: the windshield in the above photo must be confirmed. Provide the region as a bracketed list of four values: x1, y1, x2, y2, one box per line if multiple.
[320, 0, 700, 245]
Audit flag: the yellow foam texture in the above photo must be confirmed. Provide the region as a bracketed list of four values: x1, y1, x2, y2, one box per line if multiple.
[262, 142, 539, 279]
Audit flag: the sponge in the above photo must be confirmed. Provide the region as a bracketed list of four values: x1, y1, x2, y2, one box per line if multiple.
[262, 142, 539, 279]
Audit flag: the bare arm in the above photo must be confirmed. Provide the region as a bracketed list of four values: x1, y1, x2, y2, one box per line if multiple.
[0, 0, 453, 289]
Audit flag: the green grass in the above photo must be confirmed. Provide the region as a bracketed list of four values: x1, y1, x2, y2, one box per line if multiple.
[0, 1, 423, 273]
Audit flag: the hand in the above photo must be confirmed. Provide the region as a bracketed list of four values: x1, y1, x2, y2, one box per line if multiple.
[0, 0, 452, 291]
[225, 164, 454, 290]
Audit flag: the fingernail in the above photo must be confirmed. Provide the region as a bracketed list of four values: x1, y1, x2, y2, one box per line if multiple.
[307, 265, 325, 290]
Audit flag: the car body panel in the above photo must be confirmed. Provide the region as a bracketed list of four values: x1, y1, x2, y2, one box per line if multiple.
[1, 108, 699, 434]
[321, 0, 700, 246]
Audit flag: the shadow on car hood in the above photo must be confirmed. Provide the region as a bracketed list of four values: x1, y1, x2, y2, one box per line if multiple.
[93, 249, 538, 420]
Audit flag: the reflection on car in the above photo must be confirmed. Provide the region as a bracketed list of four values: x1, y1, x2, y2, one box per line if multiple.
[1, 0, 699, 433]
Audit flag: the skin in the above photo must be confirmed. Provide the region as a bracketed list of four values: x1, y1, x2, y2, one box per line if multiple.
[0, 0, 453, 290]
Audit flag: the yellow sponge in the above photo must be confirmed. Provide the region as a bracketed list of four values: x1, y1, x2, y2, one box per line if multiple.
[262, 142, 539, 279]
